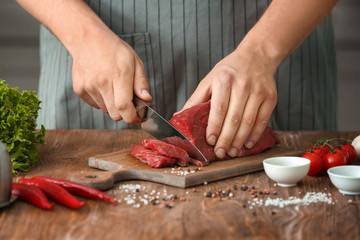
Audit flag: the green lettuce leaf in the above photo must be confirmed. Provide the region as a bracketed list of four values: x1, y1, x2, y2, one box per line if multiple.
[0, 79, 46, 174]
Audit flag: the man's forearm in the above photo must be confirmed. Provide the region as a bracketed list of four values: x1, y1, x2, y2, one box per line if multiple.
[239, 0, 339, 72]
[15, 0, 108, 56]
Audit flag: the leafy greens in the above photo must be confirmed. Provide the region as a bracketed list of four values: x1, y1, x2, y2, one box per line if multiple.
[0, 79, 46, 174]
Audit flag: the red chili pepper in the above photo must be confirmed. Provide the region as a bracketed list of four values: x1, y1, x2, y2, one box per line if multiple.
[19, 178, 85, 209]
[12, 183, 54, 210]
[34, 176, 115, 206]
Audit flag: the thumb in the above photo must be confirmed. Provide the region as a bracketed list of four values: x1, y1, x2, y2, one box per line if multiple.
[133, 60, 152, 102]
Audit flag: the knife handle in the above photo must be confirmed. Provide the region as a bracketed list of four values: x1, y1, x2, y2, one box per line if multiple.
[133, 96, 148, 121]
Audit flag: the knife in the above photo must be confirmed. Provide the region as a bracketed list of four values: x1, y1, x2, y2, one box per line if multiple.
[133, 96, 208, 163]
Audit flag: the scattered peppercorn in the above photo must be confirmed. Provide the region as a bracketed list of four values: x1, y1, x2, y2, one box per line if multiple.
[273, 183, 278, 187]
[251, 186, 255, 189]
[192, 188, 197, 193]
[233, 185, 238, 190]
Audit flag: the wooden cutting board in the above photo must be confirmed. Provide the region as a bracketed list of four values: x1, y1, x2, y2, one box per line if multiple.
[71, 146, 303, 190]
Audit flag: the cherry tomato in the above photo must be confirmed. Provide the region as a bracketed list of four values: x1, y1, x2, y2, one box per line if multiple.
[309, 144, 330, 157]
[341, 144, 356, 164]
[334, 146, 349, 163]
[302, 152, 324, 176]
[323, 152, 347, 171]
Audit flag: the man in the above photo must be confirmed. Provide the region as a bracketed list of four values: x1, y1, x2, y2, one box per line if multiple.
[16, 0, 338, 159]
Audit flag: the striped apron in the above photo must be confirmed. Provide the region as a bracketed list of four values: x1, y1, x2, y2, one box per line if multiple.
[37, 0, 337, 131]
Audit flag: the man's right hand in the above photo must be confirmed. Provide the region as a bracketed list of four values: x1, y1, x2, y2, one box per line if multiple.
[71, 28, 151, 123]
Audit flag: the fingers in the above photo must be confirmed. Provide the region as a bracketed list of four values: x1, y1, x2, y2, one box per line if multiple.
[133, 56, 152, 102]
[206, 72, 239, 147]
[112, 58, 145, 124]
[242, 89, 277, 149]
[212, 86, 276, 159]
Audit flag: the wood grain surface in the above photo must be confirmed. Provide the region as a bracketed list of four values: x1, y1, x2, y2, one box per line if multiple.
[0, 129, 359, 240]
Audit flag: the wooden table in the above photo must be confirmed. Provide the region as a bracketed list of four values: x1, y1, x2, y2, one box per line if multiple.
[0, 130, 359, 240]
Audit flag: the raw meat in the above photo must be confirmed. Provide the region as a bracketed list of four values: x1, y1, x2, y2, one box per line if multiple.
[131, 101, 280, 168]
[130, 145, 177, 168]
[141, 139, 190, 166]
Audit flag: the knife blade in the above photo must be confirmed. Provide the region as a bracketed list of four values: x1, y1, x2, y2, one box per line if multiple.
[133, 96, 208, 163]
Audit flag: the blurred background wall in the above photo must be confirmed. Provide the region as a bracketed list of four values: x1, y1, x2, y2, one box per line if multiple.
[0, 0, 359, 130]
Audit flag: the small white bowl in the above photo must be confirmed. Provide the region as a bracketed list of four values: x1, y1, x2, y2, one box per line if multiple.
[327, 165, 360, 195]
[263, 156, 310, 187]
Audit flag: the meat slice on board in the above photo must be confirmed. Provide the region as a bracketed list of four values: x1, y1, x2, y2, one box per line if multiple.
[131, 101, 280, 168]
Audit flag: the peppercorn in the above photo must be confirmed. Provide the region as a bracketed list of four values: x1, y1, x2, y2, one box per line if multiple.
[226, 187, 231, 192]
[251, 186, 255, 189]
[192, 188, 197, 192]
[252, 190, 257, 194]
[233, 185, 238, 190]
[164, 203, 173, 209]
[241, 185, 248, 191]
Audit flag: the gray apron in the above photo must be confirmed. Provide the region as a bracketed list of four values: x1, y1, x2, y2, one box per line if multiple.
[37, 0, 337, 131]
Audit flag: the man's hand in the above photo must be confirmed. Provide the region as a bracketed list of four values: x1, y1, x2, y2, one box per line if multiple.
[71, 28, 151, 123]
[183, 45, 277, 159]
[15, 0, 152, 124]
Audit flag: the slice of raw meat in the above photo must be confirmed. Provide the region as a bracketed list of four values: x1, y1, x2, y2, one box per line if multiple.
[130, 144, 177, 168]
[142, 139, 190, 166]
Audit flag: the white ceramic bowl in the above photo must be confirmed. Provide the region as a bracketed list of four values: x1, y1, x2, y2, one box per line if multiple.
[327, 165, 360, 195]
[263, 156, 310, 187]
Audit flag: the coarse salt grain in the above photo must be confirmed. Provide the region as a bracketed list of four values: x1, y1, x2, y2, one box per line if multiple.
[251, 192, 335, 208]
